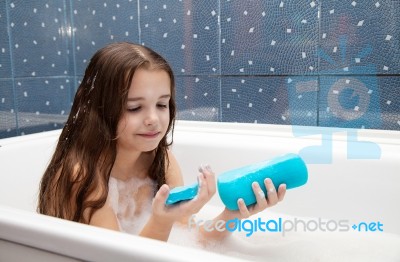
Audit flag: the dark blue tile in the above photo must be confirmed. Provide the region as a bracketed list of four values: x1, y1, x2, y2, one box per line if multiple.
[8, 1, 71, 77]
[318, 75, 382, 129]
[175, 76, 220, 121]
[0, 79, 17, 138]
[320, 0, 400, 74]
[141, 1, 219, 76]
[378, 76, 400, 130]
[287, 75, 319, 126]
[14, 77, 71, 135]
[71, 0, 139, 75]
[0, 2, 11, 78]
[73, 75, 83, 95]
[221, 0, 319, 75]
[221, 76, 318, 125]
[318, 75, 400, 130]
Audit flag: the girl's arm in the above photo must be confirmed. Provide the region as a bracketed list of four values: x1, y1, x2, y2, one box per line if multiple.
[140, 150, 216, 241]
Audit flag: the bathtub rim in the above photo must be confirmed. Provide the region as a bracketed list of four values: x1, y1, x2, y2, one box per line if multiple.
[1, 120, 399, 147]
[172, 121, 400, 145]
[0, 205, 247, 262]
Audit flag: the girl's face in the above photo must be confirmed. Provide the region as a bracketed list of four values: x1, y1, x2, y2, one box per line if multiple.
[116, 68, 171, 153]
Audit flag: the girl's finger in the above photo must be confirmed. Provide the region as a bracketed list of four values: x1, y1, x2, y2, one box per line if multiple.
[277, 184, 287, 201]
[264, 178, 278, 206]
[200, 164, 216, 196]
[252, 181, 268, 210]
[194, 170, 208, 203]
[153, 184, 170, 212]
[237, 198, 250, 219]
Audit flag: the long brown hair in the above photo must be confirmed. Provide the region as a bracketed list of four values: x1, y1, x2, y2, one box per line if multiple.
[38, 42, 176, 223]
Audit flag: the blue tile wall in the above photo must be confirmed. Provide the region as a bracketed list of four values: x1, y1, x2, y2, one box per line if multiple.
[71, 0, 139, 77]
[221, 76, 318, 125]
[0, 79, 16, 137]
[221, 1, 319, 75]
[0, 0, 399, 138]
[320, 0, 400, 74]
[141, 1, 220, 75]
[175, 76, 220, 121]
[14, 77, 72, 135]
[8, 1, 72, 78]
[0, 4, 11, 79]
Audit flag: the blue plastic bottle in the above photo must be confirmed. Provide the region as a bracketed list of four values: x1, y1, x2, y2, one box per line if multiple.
[217, 153, 308, 210]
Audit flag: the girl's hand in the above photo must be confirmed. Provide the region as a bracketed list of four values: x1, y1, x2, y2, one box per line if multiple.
[151, 164, 216, 224]
[224, 178, 286, 220]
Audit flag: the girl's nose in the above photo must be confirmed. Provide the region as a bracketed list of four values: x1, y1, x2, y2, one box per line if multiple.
[144, 109, 158, 126]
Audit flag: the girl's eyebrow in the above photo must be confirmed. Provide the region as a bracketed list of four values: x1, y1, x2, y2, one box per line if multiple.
[127, 94, 171, 101]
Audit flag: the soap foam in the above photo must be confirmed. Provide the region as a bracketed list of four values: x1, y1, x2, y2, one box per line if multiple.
[108, 176, 155, 234]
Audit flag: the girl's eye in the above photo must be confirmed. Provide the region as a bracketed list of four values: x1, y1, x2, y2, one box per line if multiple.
[127, 107, 140, 112]
[157, 104, 168, 109]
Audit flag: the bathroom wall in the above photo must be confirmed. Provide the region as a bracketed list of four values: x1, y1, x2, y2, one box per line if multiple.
[0, 0, 399, 138]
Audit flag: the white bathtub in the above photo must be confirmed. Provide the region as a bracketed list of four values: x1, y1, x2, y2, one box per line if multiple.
[1, 121, 400, 261]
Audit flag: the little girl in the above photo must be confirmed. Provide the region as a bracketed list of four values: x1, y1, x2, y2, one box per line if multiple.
[38, 42, 286, 242]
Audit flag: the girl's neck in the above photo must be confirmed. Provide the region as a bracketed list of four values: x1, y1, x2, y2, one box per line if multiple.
[111, 150, 154, 181]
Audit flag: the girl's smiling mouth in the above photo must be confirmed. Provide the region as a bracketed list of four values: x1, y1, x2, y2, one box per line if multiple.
[137, 132, 161, 139]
